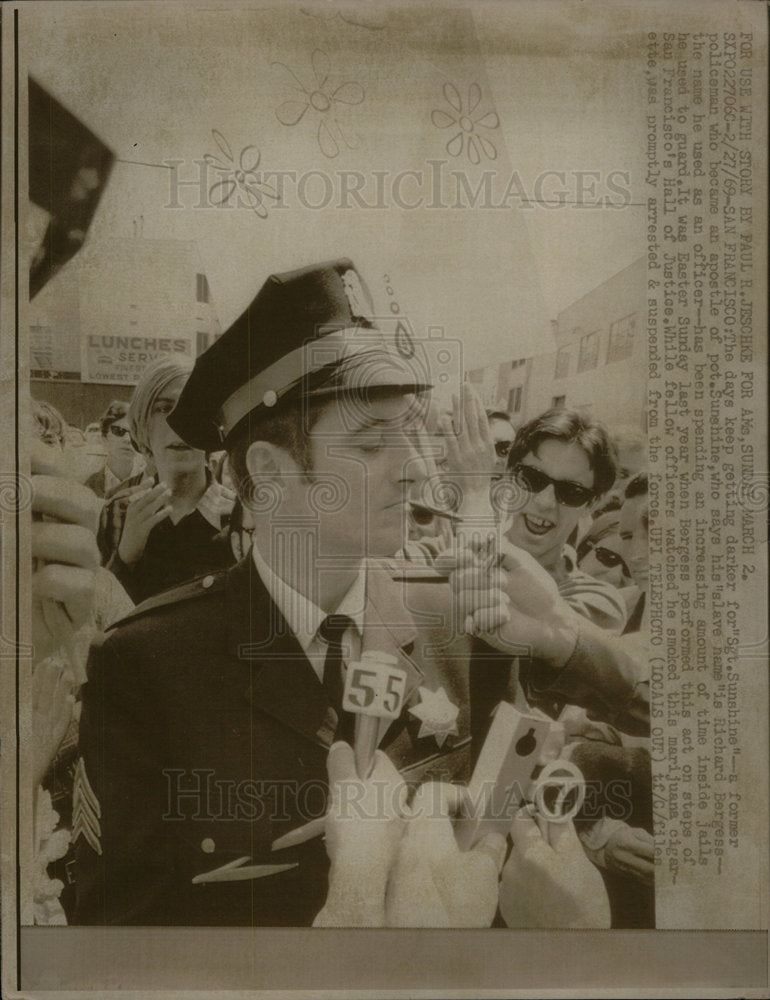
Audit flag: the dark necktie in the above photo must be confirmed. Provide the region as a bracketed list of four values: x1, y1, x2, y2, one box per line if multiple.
[319, 614, 356, 743]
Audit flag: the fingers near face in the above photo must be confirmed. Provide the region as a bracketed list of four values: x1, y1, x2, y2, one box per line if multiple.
[32, 564, 95, 629]
[31, 522, 99, 569]
[32, 476, 102, 534]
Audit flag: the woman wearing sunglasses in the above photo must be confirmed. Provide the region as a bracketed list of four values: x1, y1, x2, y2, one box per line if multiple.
[502, 408, 627, 633]
[85, 400, 145, 499]
[465, 410, 653, 924]
[575, 511, 630, 583]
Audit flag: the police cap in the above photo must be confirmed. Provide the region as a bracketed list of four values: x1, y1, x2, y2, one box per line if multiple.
[169, 258, 430, 452]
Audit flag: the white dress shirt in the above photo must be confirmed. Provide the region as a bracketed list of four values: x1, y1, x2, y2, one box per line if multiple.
[252, 544, 366, 683]
[164, 478, 233, 529]
[195, 479, 235, 531]
[103, 464, 122, 497]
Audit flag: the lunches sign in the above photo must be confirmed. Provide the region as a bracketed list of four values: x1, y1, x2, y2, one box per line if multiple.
[81, 333, 193, 385]
[76, 237, 218, 386]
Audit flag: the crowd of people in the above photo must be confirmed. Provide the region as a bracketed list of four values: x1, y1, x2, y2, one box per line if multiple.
[29, 257, 651, 929]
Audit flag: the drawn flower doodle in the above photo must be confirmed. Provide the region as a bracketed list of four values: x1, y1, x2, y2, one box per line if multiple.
[204, 131, 279, 219]
[431, 82, 500, 164]
[273, 49, 364, 159]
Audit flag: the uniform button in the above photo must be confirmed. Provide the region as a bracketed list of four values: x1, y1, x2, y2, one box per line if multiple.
[262, 390, 278, 407]
[202, 575, 214, 589]
[201, 838, 215, 853]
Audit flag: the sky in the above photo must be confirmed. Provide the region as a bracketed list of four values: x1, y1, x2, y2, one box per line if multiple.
[22, 0, 655, 369]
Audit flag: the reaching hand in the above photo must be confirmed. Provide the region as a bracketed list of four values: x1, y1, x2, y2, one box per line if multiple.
[498, 541, 564, 618]
[386, 783, 506, 927]
[32, 658, 76, 789]
[499, 806, 611, 928]
[314, 742, 407, 927]
[322, 741, 407, 873]
[445, 544, 512, 637]
[117, 482, 172, 566]
[448, 539, 578, 663]
[315, 751, 505, 928]
[603, 825, 655, 884]
[31, 472, 101, 666]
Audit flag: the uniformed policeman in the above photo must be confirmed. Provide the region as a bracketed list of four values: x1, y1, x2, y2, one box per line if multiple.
[74, 258, 474, 926]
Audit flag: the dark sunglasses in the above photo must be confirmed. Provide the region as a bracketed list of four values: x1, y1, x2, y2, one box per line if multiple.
[512, 463, 595, 508]
[108, 424, 130, 439]
[494, 440, 513, 458]
[591, 545, 629, 573]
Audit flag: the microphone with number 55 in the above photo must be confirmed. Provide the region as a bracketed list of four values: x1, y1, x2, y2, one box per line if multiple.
[343, 651, 408, 778]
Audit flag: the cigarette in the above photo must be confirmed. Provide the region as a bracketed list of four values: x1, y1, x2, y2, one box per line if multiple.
[409, 501, 463, 523]
[389, 566, 450, 583]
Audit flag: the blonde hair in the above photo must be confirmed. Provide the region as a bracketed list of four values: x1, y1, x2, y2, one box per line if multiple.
[30, 399, 66, 447]
[128, 357, 193, 457]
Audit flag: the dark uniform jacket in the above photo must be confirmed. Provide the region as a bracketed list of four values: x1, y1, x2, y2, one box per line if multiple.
[74, 556, 472, 926]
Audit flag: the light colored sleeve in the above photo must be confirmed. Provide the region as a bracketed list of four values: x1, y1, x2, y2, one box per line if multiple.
[557, 570, 628, 634]
[93, 566, 135, 629]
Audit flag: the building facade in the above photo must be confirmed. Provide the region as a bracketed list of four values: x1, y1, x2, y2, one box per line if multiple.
[467, 256, 646, 432]
[29, 236, 221, 428]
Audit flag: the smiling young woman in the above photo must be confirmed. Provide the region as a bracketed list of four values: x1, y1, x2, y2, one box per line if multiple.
[500, 408, 627, 633]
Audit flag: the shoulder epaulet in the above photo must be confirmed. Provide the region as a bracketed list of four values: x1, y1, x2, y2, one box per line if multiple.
[107, 570, 229, 630]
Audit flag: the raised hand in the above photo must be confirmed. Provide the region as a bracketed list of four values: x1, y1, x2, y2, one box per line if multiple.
[315, 748, 505, 928]
[499, 806, 611, 928]
[31, 472, 101, 666]
[117, 482, 172, 566]
[32, 658, 75, 789]
[314, 742, 407, 927]
[603, 824, 655, 884]
[439, 384, 496, 486]
[386, 782, 505, 927]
